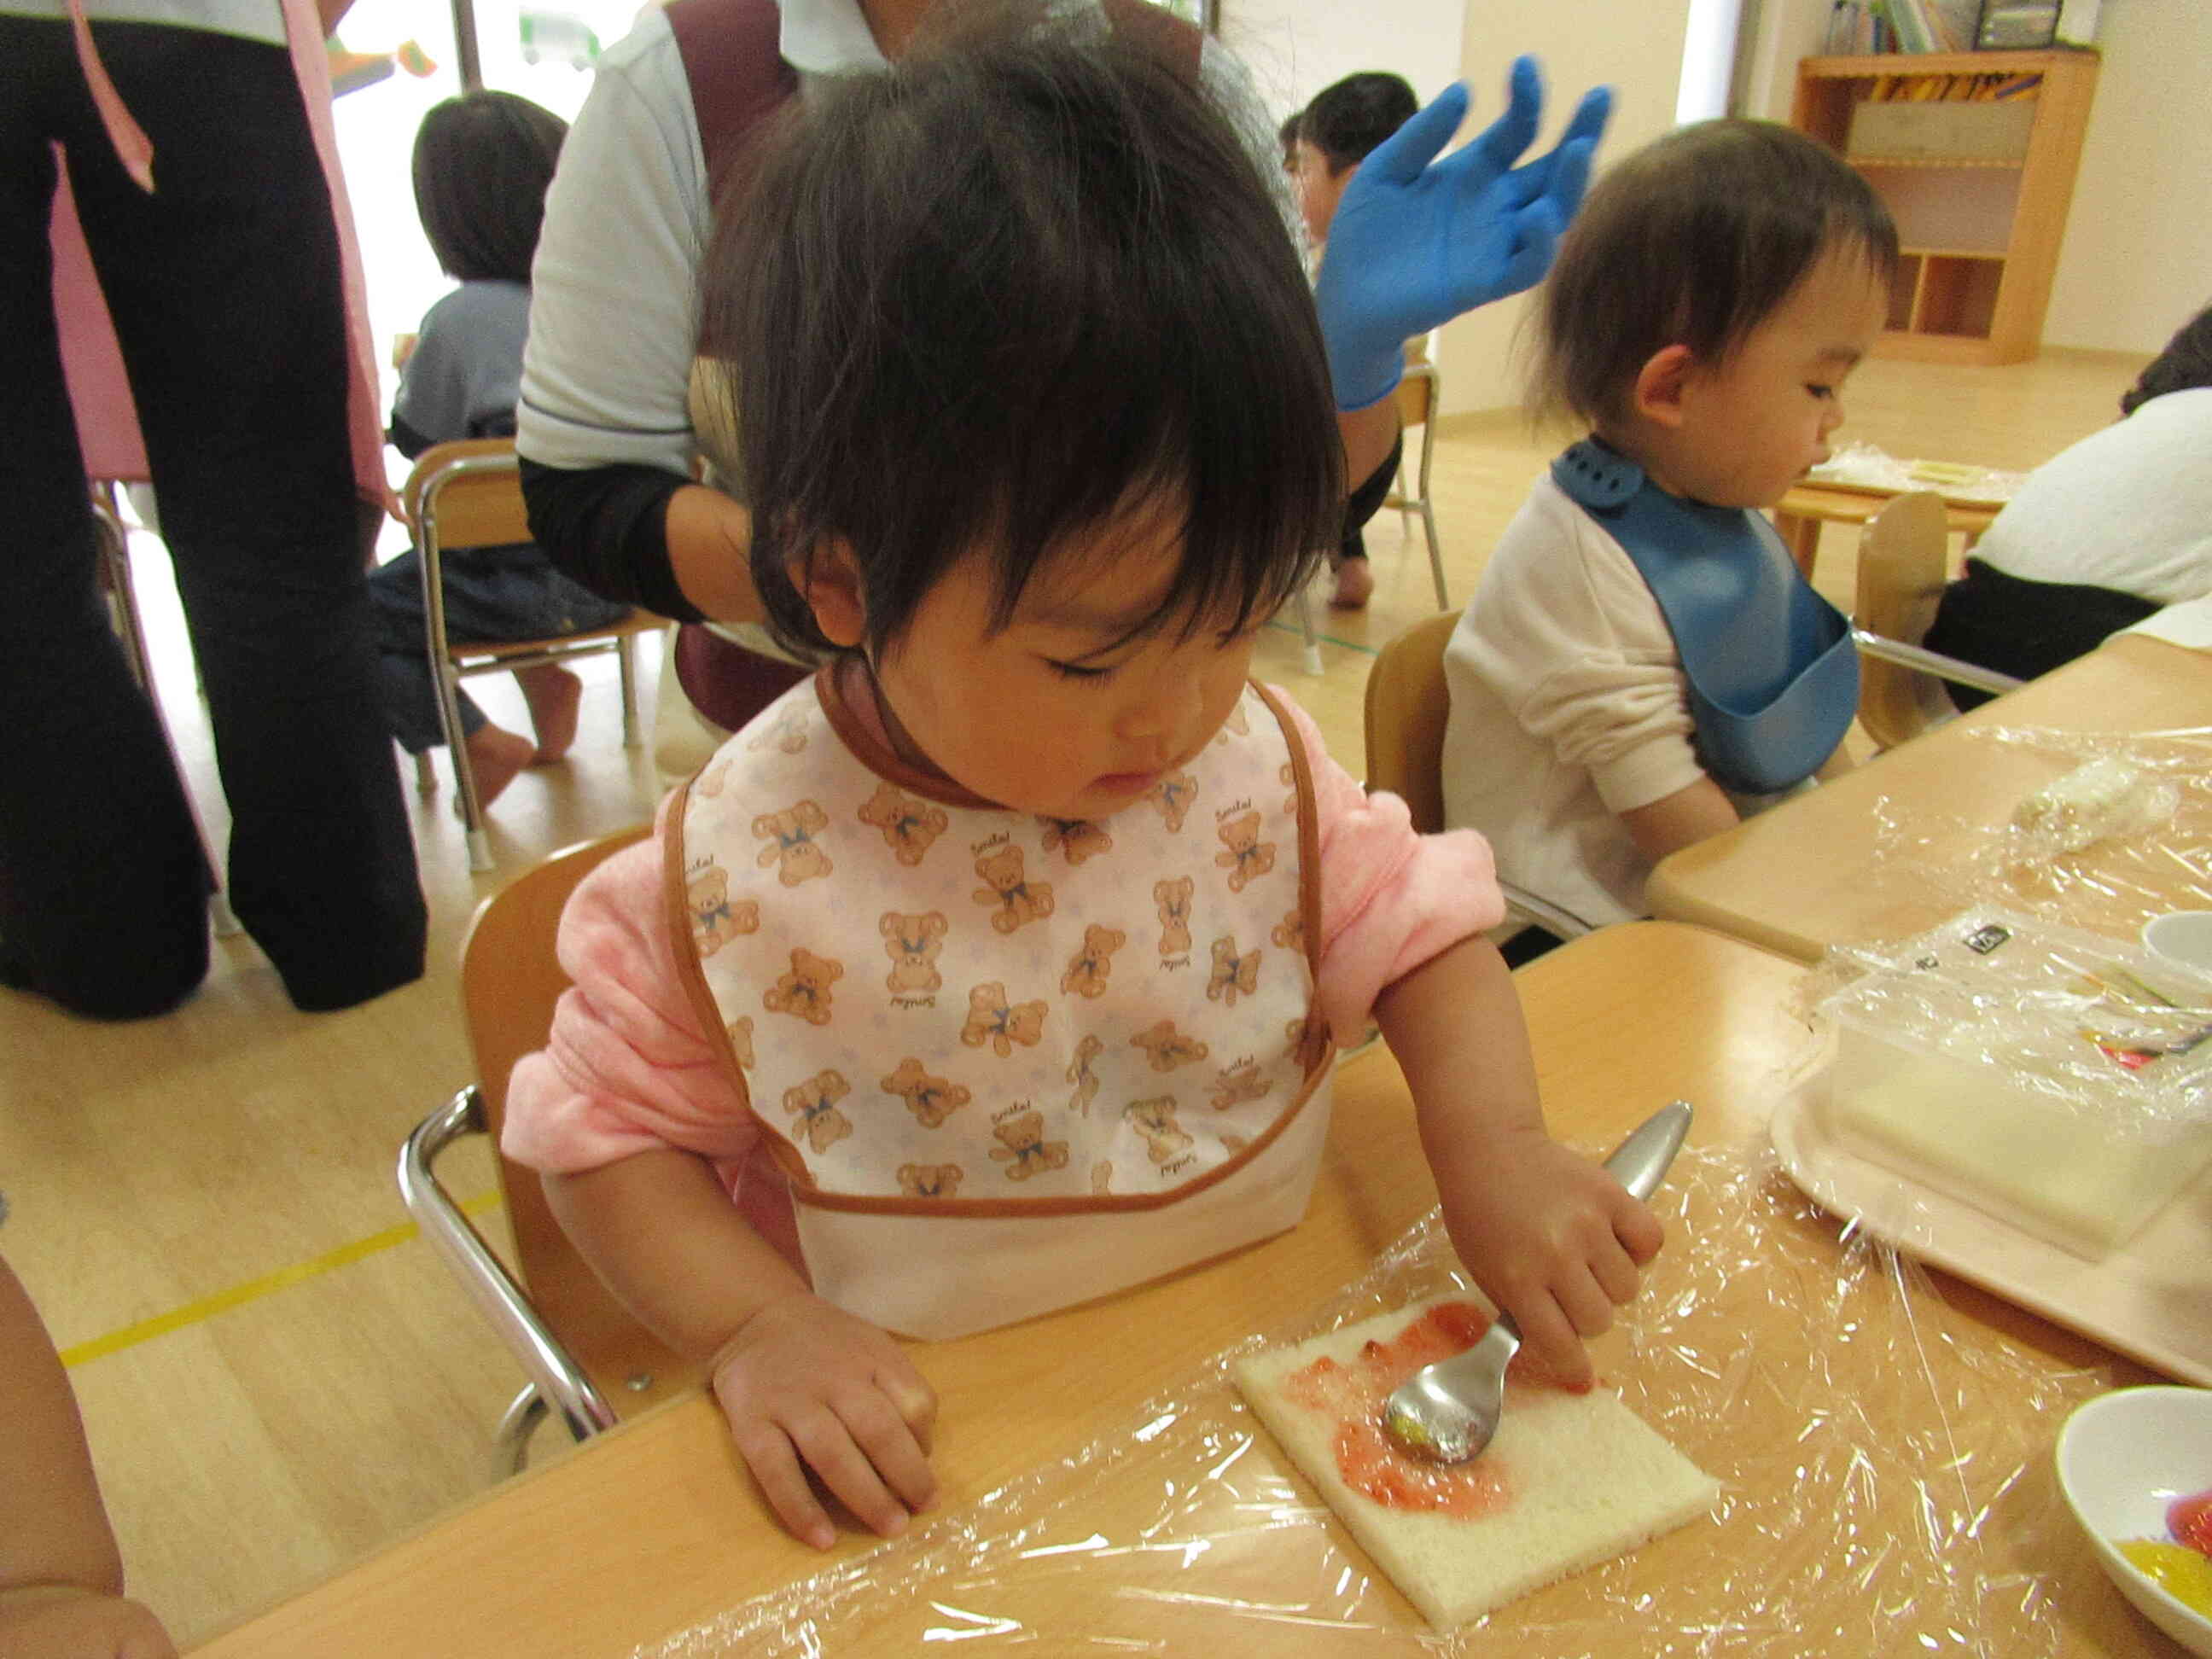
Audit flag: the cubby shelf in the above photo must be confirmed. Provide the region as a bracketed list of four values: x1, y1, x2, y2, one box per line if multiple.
[1793, 48, 2099, 364]
[1852, 154, 2027, 169]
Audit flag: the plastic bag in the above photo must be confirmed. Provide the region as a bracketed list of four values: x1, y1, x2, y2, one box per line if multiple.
[1863, 725, 2212, 944]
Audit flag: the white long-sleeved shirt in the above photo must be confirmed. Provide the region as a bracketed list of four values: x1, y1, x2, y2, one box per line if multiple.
[1442, 472, 1713, 930]
[1967, 386, 2212, 606]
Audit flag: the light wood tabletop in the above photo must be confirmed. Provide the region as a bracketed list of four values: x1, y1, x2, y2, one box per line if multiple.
[187, 923, 2161, 1657]
[1772, 477, 2001, 577]
[1649, 633, 2212, 963]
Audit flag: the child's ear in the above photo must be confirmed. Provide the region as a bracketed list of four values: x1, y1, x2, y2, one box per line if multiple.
[789, 538, 868, 649]
[1631, 344, 1697, 429]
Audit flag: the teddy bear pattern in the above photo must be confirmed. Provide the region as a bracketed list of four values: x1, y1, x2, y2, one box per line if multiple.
[674, 675, 1329, 1214]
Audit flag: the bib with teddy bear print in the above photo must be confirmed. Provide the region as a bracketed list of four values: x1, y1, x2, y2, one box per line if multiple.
[667, 670, 1336, 1338]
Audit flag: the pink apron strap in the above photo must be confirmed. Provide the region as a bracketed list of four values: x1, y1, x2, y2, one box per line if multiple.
[65, 0, 156, 191]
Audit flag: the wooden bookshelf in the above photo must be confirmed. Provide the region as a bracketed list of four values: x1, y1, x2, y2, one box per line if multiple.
[1792, 49, 2099, 364]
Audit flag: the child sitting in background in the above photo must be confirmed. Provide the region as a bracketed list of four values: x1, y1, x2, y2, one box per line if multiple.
[0, 1254, 175, 1658]
[1443, 119, 1895, 952]
[1288, 70, 1420, 610]
[504, 12, 1662, 1556]
[371, 91, 629, 809]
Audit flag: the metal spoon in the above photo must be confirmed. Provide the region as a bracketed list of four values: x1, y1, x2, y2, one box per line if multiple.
[1380, 1099, 1693, 1466]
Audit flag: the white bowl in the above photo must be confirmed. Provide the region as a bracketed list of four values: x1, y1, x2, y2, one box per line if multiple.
[2055, 1385, 2212, 1656]
[2143, 911, 2212, 981]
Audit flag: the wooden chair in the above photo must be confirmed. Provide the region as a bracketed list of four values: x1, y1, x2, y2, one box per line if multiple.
[401, 439, 664, 870]
[1364, 610, 1592, 944]
[1852, 490, 2023, 751]
[1382, 337, 1451, 610]
[397, 824, 694, 1476]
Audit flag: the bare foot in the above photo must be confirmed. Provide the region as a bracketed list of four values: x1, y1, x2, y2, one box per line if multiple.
[515, 664, 583, 764]
[461, 722, 537, 812]
[1330, 556, 1374, 610]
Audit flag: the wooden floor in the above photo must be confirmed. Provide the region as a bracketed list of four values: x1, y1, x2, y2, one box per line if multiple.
[2, 344, 2145, 1648]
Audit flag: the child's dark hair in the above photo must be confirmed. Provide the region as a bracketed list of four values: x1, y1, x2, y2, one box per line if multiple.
[1533, 119, 1899, 428]
[411, 91, 568, 284]
[2120, 300, 2212, 416]
[699, 6, 1342, 661]
[1298, 72, 1417, 173]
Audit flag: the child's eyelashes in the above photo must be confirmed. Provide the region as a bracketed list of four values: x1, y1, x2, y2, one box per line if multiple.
[1044, 657, 1121, 684]
[1805, 382, 1837, 401]
[1042, 626, 1260, 684]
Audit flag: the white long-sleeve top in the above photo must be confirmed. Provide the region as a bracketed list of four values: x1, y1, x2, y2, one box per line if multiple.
[1967, 387, 2212, 606]
[1441, 472, 1713, 929]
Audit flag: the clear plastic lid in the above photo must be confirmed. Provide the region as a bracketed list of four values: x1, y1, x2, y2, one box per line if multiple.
[1814, 905, 2212, 1130]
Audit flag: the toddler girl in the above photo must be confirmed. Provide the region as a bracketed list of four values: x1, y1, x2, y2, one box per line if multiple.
[1443, 119, 1897, 942]
[370, 91, 629, 809]
[504, 16, 1660, 1554]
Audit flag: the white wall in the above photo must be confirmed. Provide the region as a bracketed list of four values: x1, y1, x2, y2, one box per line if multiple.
[1433, 0, 1701, 411]
[2040, 2, 2212, 353]
[1218, 0, 1464, 125]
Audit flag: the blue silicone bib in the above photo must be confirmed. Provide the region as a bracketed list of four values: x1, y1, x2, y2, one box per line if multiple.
[1551, 439, 1858, 796]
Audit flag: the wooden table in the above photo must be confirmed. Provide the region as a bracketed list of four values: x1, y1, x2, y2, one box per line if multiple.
[1773, 478, 2000, 577]
[189, 923, 2159, 1657]
[1649, 633, 2212, 963]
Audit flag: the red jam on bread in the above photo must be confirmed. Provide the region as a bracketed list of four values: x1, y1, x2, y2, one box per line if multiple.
[1281, 1300, 1551, 1518]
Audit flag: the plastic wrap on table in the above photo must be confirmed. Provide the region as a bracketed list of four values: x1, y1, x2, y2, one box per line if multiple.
[1805, 905, 2212, 1136]
[1805, 441, 2024, 503]
[632, 1148, 2117, 1658]
[1855, 725, 2212, 945]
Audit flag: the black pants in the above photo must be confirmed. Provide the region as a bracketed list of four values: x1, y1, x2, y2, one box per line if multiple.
[1336, 434, 1403, 564]
[2, 19, 426, 1016]
[1924, 557, 2162, 713]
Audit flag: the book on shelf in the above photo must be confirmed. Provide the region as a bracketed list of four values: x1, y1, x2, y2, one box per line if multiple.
[1824, 0, 1877, 55]
[1862, 71, 2043, 103]
[1924, 0, 1982, 49]
[1882, 0, 1940, 54]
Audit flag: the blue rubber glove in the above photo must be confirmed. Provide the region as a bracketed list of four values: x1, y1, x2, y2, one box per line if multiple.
[1313, 58, 1613, 411]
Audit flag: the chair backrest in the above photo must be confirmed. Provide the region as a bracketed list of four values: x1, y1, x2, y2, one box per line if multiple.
[1364, 609, 1464, 836]
[460, 824, 693, 1410]
[402, 437, 532, 555]
[1854, 489, 1955, 751]
[1394, 358, 1438, 435]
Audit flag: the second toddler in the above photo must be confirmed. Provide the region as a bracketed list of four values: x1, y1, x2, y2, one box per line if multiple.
[1444, 119, 1896, 941]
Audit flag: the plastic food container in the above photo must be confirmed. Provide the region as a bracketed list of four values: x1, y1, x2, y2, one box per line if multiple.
[1818, 910, 2212, 1258]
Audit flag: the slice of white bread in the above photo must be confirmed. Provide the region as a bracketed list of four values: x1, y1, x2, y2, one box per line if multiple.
[1231, 1295, 1719, 1629]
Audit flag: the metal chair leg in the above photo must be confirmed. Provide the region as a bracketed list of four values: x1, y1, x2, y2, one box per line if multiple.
[1421, 503, 1447, 611]
[1293, 586, 1324, 676]
[617, 632, 642, 749]
[494, 1385, 550, 1479]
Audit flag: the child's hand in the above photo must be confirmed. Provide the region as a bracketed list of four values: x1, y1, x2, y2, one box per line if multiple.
[708, 1292, 939, 1551]
[0, 1588, 178, 1659]
[1433, 1124, 1663, 1391]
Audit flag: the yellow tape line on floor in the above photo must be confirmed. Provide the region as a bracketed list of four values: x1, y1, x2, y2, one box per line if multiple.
[61, 1190, 504, 1370]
